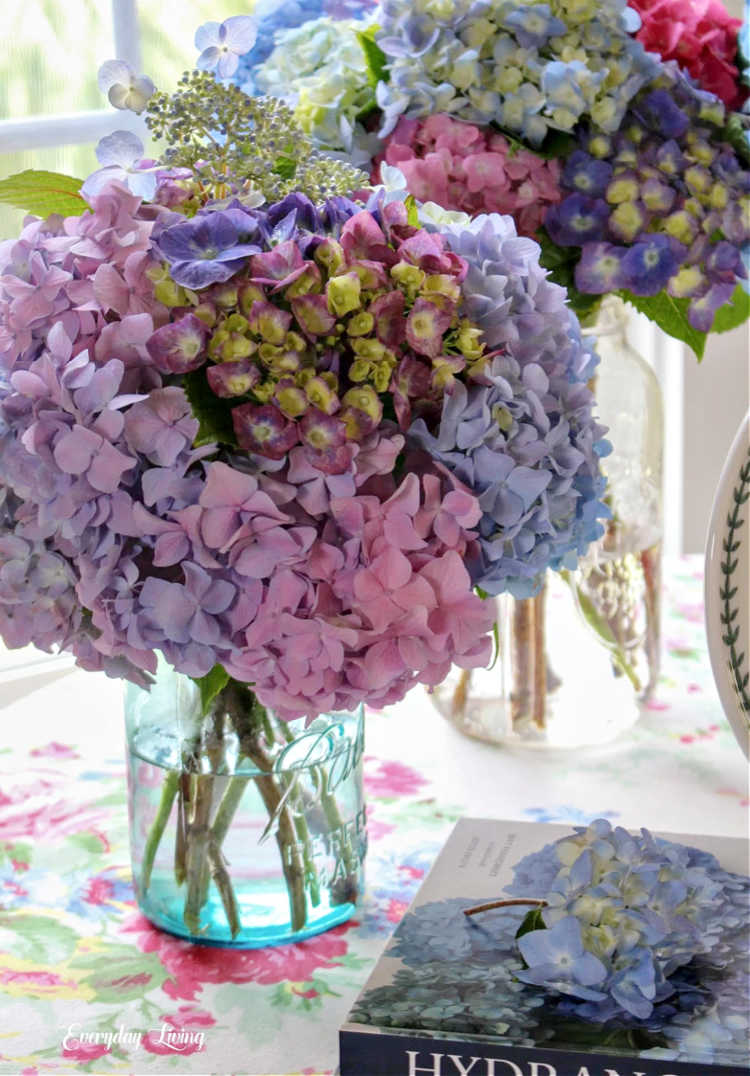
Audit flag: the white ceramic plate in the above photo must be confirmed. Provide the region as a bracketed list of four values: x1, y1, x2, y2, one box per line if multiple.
[705, 411, 750, 759]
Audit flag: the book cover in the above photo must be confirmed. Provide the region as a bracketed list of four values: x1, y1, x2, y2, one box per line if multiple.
[340, 818, 750, 1076]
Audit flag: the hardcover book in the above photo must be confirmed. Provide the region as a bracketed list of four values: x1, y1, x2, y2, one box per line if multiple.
[340, 818, 750, 1076]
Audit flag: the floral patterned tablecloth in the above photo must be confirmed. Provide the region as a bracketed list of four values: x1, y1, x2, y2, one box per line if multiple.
[0, 557, 748, 1076]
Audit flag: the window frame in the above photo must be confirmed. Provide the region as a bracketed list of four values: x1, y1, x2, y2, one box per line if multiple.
[0, 0, 145, 153]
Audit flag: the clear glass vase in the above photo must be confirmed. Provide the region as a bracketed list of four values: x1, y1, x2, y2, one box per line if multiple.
[431, 297, 664, 748]
[125, 661, 366, 947]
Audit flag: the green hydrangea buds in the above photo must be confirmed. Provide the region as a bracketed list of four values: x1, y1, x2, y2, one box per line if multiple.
[249, 300, 293, 345]
[350, 359, 372, 383]
[285, 263, 323, 298]
[347, 312, 375, 337]
[341, 385, 382, 422]
[238, 282, 267, 316]
[372, 360, 393, 393]
[422, 274, 461, 303]
[432, 355, 465, 390]
[191, 301, 218, 327]
[351, 337, 386, 361]
[314, 238, 345, 275]
[225, 313, 249, 334]
[275, 379, 309, 418]
[304, 375, 339, 414]
[253, 378, 277, 403]
[209, 328, 256, 362]
[147, 265, 185, 308]
[390, 261, 425, 295]
[327, 273, 362, 317]
[285, 331, 307, 353]
[456, 319, 484, 360]
[212, 283, 240, 309]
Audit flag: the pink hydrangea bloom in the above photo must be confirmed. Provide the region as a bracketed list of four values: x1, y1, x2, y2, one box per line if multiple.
[373, 115, 563, 238]
[629, 0, 747, 109]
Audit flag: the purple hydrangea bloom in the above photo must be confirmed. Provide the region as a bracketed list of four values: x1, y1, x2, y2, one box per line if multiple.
[561, 151, 613, 199]
[544, 194, 610, 247]
[155, 211, 263, 289]
[636, 89, 690, 139]
[621, 235, 686, 296]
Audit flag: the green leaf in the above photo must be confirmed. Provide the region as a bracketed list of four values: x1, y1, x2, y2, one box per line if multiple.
[618, 289, 707, 360]
[66, 832, 105, 854]
[0, 169, 89, 217]
[192, 663, 230, 716]
[722, 112, 750, 165]
[0, 914, 78, 964]
[711, 284, 750, 335]
[405, 195, 419, 228]
[273, 155, 297, 180]
[0, 841, 32, 867]
[72, 946, 167, 1003]
[515, 906, 546, 942]
[537, 128, 575, 160]
[183, 367, 237, 446]
[357, 26, 388, 89]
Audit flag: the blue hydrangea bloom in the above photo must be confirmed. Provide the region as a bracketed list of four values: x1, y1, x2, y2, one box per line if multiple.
[229, 0, 374, 95]
[409, 211, 610, 597]
[352, 820, 750, 1068]
[374, 0, 659, 142]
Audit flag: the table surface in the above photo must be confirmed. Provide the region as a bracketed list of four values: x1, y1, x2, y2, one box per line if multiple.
[0, 557, 748, 1076]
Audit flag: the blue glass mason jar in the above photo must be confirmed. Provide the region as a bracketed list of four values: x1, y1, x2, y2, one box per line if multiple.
[125, 661, 366, 948]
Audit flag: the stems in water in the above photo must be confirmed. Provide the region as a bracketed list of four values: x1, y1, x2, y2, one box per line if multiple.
[141, 770, 179, 895]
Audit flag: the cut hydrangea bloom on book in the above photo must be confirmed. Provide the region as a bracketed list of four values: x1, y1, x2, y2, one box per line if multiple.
[339, 818, 750, 1076]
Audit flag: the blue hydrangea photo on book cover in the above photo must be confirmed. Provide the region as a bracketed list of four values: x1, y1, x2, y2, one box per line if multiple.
[339, 818, 750, 1076]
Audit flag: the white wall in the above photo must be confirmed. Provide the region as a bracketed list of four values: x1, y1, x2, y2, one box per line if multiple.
[678, 0, 749, 553]
[682, 326, 749, 552]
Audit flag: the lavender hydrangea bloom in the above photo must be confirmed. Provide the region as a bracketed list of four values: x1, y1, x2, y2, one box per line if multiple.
[155, 210, 262, 289]
[195, 16, 258, 79]
[82, 131, 157, 202]
[410, 211, 609, 597]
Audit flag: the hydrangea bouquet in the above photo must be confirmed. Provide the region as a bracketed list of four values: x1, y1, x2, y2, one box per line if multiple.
[0, 37, 609, 939]
[222, 0, 750, 745]
[238, 0, 750, 355]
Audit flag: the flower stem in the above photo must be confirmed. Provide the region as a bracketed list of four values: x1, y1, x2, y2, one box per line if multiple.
[463, 898, 548, 918]
[141, 770, 179, 896]
[224, 683, 309, 934]
[182, 773, 214, 936]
